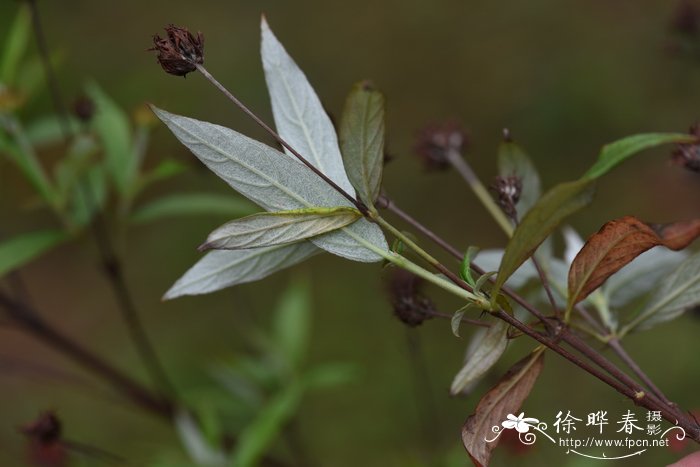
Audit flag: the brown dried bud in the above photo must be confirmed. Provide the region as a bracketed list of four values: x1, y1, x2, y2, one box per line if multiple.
[386, 269, 435, 327]
[490, 175, 523, 220]
[20, 411, 62, 444]
[72, 95, 94, 123]
[671, 0, 699, 36]
[414, 121, 468, 171]
[149, 25, 204, 77]
[671, 124, 700, 173]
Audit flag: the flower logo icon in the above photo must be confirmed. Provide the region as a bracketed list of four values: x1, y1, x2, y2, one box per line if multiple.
[502, 413, 540, 433]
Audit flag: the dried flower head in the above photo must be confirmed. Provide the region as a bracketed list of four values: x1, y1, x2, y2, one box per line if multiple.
[386, 268, 435, 327]
[671, 124, 700, 173]
[72, 95, 94, 123]
[149, 25, 204, 77]
[20, 411, 62, 444]
[671, 0, 700, 36]
[490, 175, 523, 220]
[414, 121, 468, 171]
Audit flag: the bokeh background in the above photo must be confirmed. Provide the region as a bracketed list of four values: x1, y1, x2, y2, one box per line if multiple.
[1, 0, 700, 465]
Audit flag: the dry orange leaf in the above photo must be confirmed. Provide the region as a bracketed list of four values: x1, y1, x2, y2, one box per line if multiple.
[567, 216, 700, 309]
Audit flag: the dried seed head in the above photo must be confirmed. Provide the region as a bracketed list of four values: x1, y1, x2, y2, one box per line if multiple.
[414, 121, 468, 171]
[671, 124, 700, 173]
[72, 95, 95, 123]
[671, 0, 700, 36]
[149, 25, 204, 77]
[386, 269, 435, 327]
[490, 175, 523, 220]
[20, 411, 62, 444]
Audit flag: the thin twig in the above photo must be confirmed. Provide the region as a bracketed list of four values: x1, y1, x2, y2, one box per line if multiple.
[0, 290, 173, 418]
[608, 337, 674, 407]
[194, 63, 368, 215]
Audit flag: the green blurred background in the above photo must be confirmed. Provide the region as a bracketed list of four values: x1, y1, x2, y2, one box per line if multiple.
[1, 0, 700, 465]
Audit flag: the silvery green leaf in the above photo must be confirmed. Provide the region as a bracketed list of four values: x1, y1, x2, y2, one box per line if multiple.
[497, 139, 541, 217]
[602, 248, 688, 308]
[339, 81, 385, 205]
[450, 319, 509, 395]
[164, 243, 319, 299]
[201, 207, 361, 251]
[562, 226, 584, 266]
[174, 410, 227, 466]
[260, 18, 355, 195]
[474, 249, 538, 289]
[622, 250, 700, 333]
[152, 107, 387, 262]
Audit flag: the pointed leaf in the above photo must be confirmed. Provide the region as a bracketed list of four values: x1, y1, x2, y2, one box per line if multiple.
[497, 139, 541, 217]
[1, 4, 30, 84]
[583, 133, 696, 180]
[152, 107, 387, 262]
[174, 411, 226, 466]
[339, 81, 385, 205]
[164, 243, 319, 299]
[0, 127, 55, 204]
[201, 207, 361, 250]
[492, 179, 595, 300]
[260, 18, 355, 195]
[0, 230, 68, 277]
[450, 319, 509, 395]
[462, 349, 544, 467]
[603, 248, 687, 307]
[460, 246, 480, 286]
[87, 82, 135, 194]
[231, 381, 305, 467]
[273, 277, 311, 369]
[567, 216, 700, 309]
[622, 251, 700, 333]
[130, 193, 257, 224]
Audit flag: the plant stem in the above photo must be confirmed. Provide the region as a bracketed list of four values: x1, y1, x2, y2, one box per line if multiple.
[608, 337, 674, 407]
[28, 0, 175, 398]
[0, 290, 173, 418]
[193, 63, 368, 215]
[444, 149, 513, 236]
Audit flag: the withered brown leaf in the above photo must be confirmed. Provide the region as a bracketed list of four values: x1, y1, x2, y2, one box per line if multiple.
[567, 216, 700, 309]
[461, 349, 544, 467]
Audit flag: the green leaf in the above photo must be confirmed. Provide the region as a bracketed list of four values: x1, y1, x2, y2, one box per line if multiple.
[67, 165, 107, 227]
[0, 118, 55, 203]
[231, 381, 305, 467]
[273, 278, 311, 370]
[201, 207, 361, 251]
[260, 18, 355, 195]
[130, 193, 257, 225]
[450, 319, 509, 395]
[1, 4, 31, 84]
[164, 244, 319, 299]
[583, 133, 696, 180]
[174, 410, 227, 466]
[497, 139, 541, 217]
[0, 230, 68, 277]
[87, 82, 135, 194]
[460, 246, 480, 286]
[474, 271, 498, 295]
[303, 363, 358, 389]
[621, 250, 700, 334]
[492, 179, 596, 300]
[137, 159, 188, 191]
[451, 307, 467, 337]
[24, 115, 80, 148]
[152, 106, 388, 262]
[339, 81, 385, 206]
